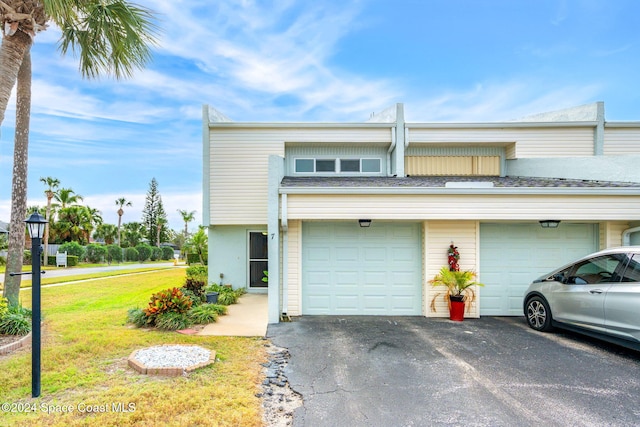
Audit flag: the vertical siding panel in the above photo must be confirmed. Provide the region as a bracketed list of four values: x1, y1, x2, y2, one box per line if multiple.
[406, 156, 500, 176]
[600, 221, 629, 249]
[425, 221, 479, 318]
[286, 220, 302, 316]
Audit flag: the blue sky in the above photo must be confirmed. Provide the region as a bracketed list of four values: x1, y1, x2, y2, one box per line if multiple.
[1, 0, 639, 231]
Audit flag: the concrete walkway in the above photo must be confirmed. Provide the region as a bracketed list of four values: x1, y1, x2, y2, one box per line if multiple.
[198, 293, 268, 337]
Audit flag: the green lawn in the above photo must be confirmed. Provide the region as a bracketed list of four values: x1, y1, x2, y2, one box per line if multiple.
[0, 269, 266, 426]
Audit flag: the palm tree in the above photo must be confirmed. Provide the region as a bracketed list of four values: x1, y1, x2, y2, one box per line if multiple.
[84, 206, 103, 243]
[2, 48, 32, 306]
[122, 222, 145, 248]
[156, 217, 167, 247]
[116, 198, 132, 246]
[40, 176, 60, 266]
[177, 209, 196, 238]
[0, 1, 158, 307]
[53, 188, 83, 209]
[184, 226, 208, 265]
[93, 224, 118, 245]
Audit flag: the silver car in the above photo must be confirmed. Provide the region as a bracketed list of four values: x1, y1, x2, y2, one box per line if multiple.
[523, 247, 640, 351]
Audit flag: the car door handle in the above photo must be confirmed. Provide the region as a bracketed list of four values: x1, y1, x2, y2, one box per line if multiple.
[589, 289, 604, 294]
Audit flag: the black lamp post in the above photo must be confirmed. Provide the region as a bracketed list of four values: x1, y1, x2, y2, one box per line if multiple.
[25, 212, 47, 398]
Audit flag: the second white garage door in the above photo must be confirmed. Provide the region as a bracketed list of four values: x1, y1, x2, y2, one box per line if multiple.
[479, 223, 598, 316]
[302, 222, 422, 315]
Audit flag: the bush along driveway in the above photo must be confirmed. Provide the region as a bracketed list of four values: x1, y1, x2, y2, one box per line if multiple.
[268, 316, 640, 427]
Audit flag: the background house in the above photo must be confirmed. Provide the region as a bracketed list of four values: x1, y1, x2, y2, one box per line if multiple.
[203, 102, 640, 323]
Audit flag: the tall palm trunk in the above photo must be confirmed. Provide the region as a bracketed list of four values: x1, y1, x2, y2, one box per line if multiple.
[43, 191, 53, 265]
[117, 209, 124, 246]
[0, 30, 31, 127]
[2, 49, 31, 306]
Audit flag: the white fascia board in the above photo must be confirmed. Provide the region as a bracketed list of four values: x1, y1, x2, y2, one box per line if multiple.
[405, 121, 598, 129]
[604, 122, 640, 128]
[279, 187, 640, 196]
[208, 122, 394, 129]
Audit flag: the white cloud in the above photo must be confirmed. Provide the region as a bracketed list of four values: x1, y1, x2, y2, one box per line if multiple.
[405, 79, 601, 122]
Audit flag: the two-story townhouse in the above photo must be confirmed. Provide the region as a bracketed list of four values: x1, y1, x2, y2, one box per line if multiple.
[203, 102, 640, 323]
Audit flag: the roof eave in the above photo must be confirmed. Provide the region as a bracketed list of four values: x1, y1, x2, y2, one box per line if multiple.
[279, 187, 640, 196]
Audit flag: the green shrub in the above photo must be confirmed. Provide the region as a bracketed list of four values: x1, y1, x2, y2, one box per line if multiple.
[161, 246, 175, 260]
[0, 306, 32, 335]
[143, 287, 192, 324]
[206, 284, 246, 305]
[0, 297, 8, 319]
[0, 255, 5, 266]
[206, 304, 227, 316]
[150, 246, 162, 261]
[126, 308, 149, 327]
[188, 304, 220, 324]
[125, 247, 139, 262]
[59, 241, 85, 259]
[107, 245, 123, 263]
[217, 292, 237, 305]
[135, 244, 152, 262]
[180, 288, 203, 307]
[85, 244, 107, 263]
[183, 277, 206, 300]
[187, 253, 208, 265]
[155, 311, 192, 331]
[186, 264, 208, 279]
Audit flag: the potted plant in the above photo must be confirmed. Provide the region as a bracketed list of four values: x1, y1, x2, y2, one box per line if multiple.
[429, 266, 484, 321]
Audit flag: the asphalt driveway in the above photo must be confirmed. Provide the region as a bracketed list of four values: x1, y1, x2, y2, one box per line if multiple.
[267, 316, 640, 427]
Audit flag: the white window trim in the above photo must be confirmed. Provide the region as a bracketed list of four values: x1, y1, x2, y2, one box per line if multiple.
[293, 156, 383, 176]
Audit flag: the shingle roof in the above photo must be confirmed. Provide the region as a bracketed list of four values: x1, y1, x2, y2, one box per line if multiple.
[281, 176, 640, 188]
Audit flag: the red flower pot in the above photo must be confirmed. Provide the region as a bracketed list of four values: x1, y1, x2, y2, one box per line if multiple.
[449, 300, 465, 321]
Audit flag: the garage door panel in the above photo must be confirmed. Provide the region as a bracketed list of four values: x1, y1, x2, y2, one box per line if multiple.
[363, 247, 386, 262]
[480, 223, 596, 316]
[390, 296, 415, 311]
[307, 247, 331, 261]
[335, 271, 358, 286]
[363, 295, 386, 309]
[306, 296, 332, 313]
[302, 222, 421, 315]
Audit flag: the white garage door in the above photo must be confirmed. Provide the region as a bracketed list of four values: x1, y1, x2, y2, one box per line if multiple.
[302, 222, 422, 315]
[479, 223, 597, 316]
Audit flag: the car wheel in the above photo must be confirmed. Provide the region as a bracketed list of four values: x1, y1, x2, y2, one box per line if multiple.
[525, 296, 553, 332]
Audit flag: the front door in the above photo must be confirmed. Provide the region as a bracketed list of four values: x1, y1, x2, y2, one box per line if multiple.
[248, 231, 268, 289]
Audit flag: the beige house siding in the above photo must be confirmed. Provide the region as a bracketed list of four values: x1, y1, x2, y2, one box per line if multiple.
[285, 220, 302, 316]
[424, 221, 480, 318]
[209, 134, 284, 224]
[408, 127, 594, 158]
[406, 156, 500, 176]
[599, 221, 629, 249]
[604, 128, 640, 155]
[285, 194, 640, 221]
[209, 127, 392, 224]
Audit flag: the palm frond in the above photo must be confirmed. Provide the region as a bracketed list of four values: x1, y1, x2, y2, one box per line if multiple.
[54, 0, 159, 79]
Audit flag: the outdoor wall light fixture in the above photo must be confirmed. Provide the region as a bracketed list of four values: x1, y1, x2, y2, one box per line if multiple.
[359, 219, 372, 228]
[539, 220, 561, 228]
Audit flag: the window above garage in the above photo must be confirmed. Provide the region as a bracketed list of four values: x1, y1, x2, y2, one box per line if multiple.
[294, 158, 382, 175]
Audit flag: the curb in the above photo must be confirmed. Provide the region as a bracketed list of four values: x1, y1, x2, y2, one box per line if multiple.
[0, 331, 31, 355]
